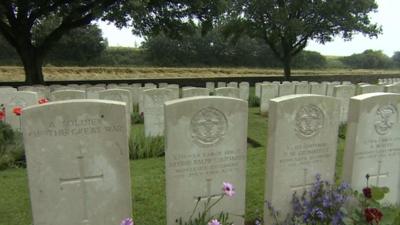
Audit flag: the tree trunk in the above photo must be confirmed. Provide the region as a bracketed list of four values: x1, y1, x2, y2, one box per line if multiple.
[282, 57, 292, 81]
[19, 47, 44, 85]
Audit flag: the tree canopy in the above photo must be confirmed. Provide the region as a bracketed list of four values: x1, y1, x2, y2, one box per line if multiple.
[0, 0, 228, 84]
[224, 0, 382, 78]
[0, 1, 123, 83]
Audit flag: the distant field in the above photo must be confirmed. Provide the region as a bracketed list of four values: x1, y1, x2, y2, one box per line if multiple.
[1, 66, 400, 82]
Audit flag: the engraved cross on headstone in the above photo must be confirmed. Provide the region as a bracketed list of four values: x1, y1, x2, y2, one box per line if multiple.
[290, 169, 314, 192]
[195, 178, 221, 202]
[369, 160, 389, 186]
[59, 147, 104, 224]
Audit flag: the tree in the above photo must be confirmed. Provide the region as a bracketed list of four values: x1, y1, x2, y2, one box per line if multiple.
[0, 0, 228, 84]
[0, 1, 120, 84]
[341, 49, 391, 69]
[392, 51, 400, 68]
[224, 0, 381, 79]
[45, 24, 107, 66]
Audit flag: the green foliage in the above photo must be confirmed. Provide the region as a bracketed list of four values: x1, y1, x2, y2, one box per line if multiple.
[0, 122, 25, 170]
[143, 29, 281, 67]
[391, 52, 400, 68]
[129, 128, 164, 160]
[94, 47, 148, 66]
[0, 35, 21, 65]
[292, 51, 327, 69]
[45, 24, 107, 66]
[106, 0, 229, 38]
[338, 124, 347, 139]
[177, 195, 232, 225]
[224, 0, 382, 76]
[248, 95, 260, 107]
[341, 50, 392, 69]
[348, 185, 400, 225]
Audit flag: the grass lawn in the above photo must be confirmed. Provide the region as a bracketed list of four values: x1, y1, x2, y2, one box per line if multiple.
[0, 104, 347, 225]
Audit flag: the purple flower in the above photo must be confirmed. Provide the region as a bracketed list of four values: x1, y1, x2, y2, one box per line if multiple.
[222, 182, 235, 197]
[322, 194, 330, 208]
[314, 208, 325, 219]
[120, 218, 134, 225]
[208, 219, 221, 225]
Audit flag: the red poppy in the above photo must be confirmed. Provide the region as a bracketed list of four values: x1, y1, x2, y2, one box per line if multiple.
[363, 187, 372, 199]
[364, 208, 383, 223]
[0, 110, 5, 121]
[13, 107, 22, 116]
[38, 98, 49, 104]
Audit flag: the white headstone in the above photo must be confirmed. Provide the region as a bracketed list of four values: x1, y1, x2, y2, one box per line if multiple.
[165, 97, 247, 225]
[50, 90, 86, 101]
[260, 84, 278, 115]
[145, 83, 157, 89]
[264, 95, 340, 225]
[333, 85, 356, 124]
[159, 83, 168, 88]
[215, 87, 240, 98]
[5, 91, 39, 130]
[358, 84, 384, 95]
[326, 82, 341, 96]
[143, 88, 175, 136]
[295, 83, 310, 94]
[310, 82, 327, 95]
[0, 87, 18, 107]
[385, 84, 400, 94]
[217, 82, 226, 88]
[86, 87, 106, 99]
[227, 82, 238, 88]
[22, 100, 132, 225]
[182, 88, 209, 98]
[278, 83, 295, 96]
[206, 82, 215, 92]
[239, 82, 249, 101]
[165, 86, 180, 99]
[98, 89, 133, 116]
[343, 93, 400, 204]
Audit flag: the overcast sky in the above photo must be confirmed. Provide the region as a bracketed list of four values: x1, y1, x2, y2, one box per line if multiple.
[99, 0, 399, 57]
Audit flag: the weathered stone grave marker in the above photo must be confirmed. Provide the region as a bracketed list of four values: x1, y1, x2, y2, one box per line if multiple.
[165, 97, 247, 225]
[264, 95, 340, 225]
[22, 100, 132, 225]
[50, 90, 86, 101]
[143, 88, 174, 136]
[343, 93, 400, 204]
[215, 87, 240, 98]
[5, 91, 38, 130]
[260, 83, 278, 115]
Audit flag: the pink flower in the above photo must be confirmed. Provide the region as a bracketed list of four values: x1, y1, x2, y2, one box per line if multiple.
[208, 219, 221, 225]
[222, 182, 235, 197]
[120, 218, 134, 225]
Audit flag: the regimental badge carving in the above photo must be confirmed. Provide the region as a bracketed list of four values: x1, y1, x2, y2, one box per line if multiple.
[295, 104, 324, 138]
[374, 104, 398, 135]
[190, 107, 228, 146]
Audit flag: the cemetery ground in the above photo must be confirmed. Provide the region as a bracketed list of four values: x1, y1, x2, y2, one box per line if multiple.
[0, 102, 347, 225]
[1, 66, 400, 81]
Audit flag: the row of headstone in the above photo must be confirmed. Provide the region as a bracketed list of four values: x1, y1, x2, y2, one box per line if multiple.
[18, 93, 400, 225]
[378, 77, 400, 85]
[259, 82, 400, 124]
